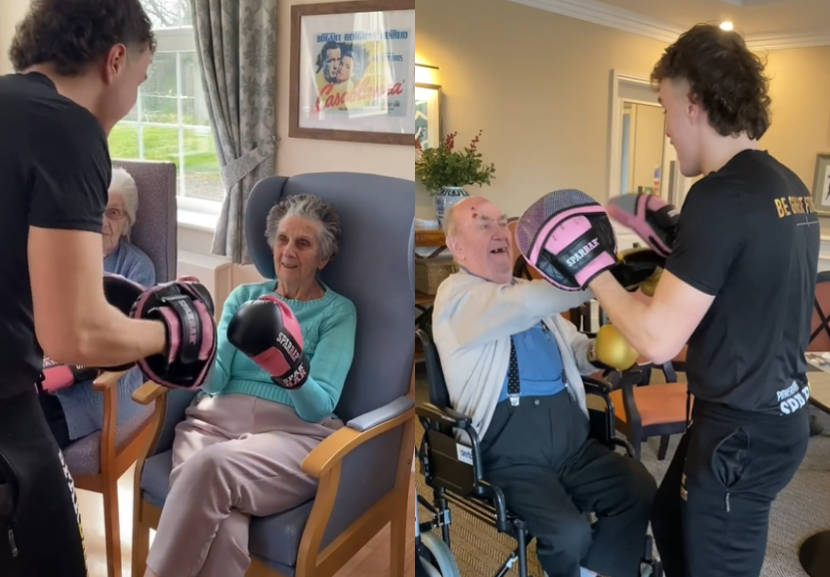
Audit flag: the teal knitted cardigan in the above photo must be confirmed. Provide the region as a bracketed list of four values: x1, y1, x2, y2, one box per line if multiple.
[201, 280, 357, 423]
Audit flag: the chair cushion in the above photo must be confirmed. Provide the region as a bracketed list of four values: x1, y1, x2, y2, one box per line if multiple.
[610, 383, 690, 427]
[64, 408, 154, 476]
[140, 451, 312, 569]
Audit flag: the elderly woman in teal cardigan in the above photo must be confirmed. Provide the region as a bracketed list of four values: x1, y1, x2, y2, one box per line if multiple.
[144, 194, 358, 577]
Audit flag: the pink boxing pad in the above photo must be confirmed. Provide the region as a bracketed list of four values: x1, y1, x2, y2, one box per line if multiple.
[516, 189, 617, 291]
[607, 193, 678, 258]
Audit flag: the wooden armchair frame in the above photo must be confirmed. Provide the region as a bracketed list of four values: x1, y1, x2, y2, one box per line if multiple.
[71, 369, 157, 577]
[131, 369, 416, 577]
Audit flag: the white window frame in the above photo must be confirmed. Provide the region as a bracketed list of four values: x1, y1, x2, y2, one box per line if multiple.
[121, 26, 223, 227]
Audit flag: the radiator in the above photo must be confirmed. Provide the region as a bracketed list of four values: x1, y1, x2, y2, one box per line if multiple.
[176, 250, 234, 320]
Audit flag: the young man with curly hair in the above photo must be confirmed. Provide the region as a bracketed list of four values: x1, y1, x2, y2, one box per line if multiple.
[582, 23, 819, 577]
[0, 1, 166, 576]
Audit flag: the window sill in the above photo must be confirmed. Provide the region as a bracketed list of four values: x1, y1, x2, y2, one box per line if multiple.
[178, 209, 218, 233]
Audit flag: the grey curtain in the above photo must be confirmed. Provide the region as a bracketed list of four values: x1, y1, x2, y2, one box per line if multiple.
[190, 0, 278, 264]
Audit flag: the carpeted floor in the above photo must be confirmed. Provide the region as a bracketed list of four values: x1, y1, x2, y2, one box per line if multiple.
[414, 375, 830, 577]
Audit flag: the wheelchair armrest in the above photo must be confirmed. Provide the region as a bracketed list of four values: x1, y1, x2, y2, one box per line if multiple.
[415, 402, 473, 429]
[582, 376, 613, 405]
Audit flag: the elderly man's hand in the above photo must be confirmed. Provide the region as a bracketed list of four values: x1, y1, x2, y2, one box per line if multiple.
[588, 324, 640, 371]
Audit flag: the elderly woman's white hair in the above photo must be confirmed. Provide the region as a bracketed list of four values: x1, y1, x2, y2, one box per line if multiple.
[265, 194, 341, 262]
[110, 167, 139, 239]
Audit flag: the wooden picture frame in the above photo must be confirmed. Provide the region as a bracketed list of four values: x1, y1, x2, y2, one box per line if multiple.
[289, 0, 415, 145]
[813, 153, 830, 217]
[415, 82, 442, 150]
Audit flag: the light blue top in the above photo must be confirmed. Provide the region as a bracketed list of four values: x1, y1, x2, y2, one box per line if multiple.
[498, 322, 566, 403]
[56, 240, 156, 441]
[201, 280, 358, 423]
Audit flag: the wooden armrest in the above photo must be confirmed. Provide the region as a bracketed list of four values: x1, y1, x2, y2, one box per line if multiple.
[92, 370, 126, 392]
[132, 381, 167, 405]
[301, 406, 414, 479]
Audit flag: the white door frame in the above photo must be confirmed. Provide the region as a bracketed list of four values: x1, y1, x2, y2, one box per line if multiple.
[607, 70, 690, 206]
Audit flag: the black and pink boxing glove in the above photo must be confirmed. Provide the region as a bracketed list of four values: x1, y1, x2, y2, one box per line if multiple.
[227, 296, 310, 390]
[606, 193, 678, 259]
[38, 355, 101, 394]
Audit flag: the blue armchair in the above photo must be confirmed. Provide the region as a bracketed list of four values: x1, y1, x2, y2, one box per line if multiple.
[130, 172, 416, 577]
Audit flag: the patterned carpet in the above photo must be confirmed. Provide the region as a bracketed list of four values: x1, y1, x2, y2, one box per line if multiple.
[414, 374, 830, 577]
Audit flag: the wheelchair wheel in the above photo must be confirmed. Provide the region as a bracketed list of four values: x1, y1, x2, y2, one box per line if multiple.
[418, 531, 461, 577]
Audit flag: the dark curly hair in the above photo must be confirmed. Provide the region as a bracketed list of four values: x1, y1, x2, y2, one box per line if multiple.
[651, 23, 772, 140]
[9, 0, 156, 76]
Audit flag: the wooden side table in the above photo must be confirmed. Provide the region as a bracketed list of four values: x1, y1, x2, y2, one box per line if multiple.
[414, 227, 447, 310]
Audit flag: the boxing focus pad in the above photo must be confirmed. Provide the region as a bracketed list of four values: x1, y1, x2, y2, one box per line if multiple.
[589, 324, 640, 372]
[39, 355, 100, 393]
[227, 296, 310, 390]
[610, 247, 665, 294]
[130, 278, 218, 390]
[515, 189, 618, 291]
[606, 193, 678, 258]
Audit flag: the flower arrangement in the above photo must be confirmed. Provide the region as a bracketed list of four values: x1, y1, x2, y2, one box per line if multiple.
[415, 130, 496, 195]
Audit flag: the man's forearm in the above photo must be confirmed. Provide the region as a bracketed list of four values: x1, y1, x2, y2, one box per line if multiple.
[588, 272, 665, 362]
[74, 304, 167, 367]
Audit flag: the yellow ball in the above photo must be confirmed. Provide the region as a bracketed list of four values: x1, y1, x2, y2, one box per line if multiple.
[595, 324, 640, 371]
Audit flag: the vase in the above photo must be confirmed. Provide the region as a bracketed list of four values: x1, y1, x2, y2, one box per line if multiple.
[433, 186, 470, 228]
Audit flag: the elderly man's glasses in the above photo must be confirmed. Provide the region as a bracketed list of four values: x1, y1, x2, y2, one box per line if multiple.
[105, 208, 127, 221]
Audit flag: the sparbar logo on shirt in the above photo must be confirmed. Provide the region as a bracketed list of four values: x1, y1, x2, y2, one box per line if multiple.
[776, 381, 810, 415]
[774, 195, 816, 218]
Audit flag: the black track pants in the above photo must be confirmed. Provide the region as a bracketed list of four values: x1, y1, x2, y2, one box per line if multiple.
[481, 392, 656, 577]
[0, 388, 88, 576]
[652, 399, 810, 577]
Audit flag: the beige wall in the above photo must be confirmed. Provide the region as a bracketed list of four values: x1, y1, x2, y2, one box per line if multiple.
[0, 0, 28, 75]
[416, 0, 830, 223]
[415, 0, 668, 217]
[760, 45, 830, 200]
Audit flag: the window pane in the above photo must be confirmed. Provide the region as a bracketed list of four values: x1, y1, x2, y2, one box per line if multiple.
[108, 41, 223, 203]
[141, 0, 187, 29]
[140, 127, 180, 163]
[108, 124, 139, 159]
[182, 128, 222, 202]
[140, 53, 177, 124]
[180, 53, 210, 126]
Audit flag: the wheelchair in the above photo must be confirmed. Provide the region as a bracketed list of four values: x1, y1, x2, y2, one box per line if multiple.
[414, 328, 664, 577]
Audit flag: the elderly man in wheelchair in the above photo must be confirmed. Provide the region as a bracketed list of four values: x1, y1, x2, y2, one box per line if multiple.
[417, 198, 659, 577]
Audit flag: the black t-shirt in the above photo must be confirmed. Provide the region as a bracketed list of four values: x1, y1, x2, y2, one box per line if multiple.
[666, 149, 820, 416]
[0, 72, 110, 400]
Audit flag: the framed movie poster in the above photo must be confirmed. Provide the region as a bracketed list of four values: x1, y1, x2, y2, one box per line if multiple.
[813, 153, 830, 216]
[415, 83, 442, 150]
[289, 0, 415, 145]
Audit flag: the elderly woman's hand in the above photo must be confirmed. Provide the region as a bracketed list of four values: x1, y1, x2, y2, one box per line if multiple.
[227, 296, 310, 390]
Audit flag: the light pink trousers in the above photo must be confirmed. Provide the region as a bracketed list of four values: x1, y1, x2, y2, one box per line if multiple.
[146, 394, 343, 577]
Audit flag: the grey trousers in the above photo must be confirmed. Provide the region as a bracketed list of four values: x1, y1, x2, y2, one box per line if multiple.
[146, 394, 343, 577]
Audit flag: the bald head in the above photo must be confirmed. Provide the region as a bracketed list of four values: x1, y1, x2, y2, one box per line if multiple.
[444, 197, 504, 238]
[444, 196, 513, 284]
